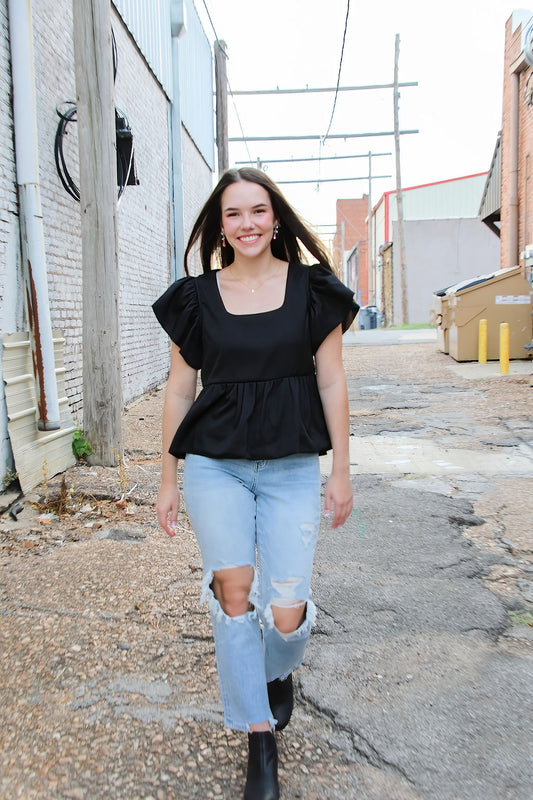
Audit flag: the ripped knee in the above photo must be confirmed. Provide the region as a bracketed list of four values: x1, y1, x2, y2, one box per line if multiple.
[205, 564, 257, 618]
[268, 576, 314, 634]
[271, 601, 307, 633]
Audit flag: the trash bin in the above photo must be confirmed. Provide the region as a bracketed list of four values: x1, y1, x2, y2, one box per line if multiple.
[444, 266, 532, 361]
[432, 288, 452, 354]
[359, 305, 378, 330]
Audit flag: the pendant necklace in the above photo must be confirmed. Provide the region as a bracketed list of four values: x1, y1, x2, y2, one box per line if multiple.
[232, 266, 282, 294]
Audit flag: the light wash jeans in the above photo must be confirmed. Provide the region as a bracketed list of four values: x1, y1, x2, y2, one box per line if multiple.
[183, 453, 321, 732]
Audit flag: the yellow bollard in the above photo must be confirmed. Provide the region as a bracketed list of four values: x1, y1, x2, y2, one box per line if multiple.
[478, 318, 488, 363]
[500, 322, 509, 375]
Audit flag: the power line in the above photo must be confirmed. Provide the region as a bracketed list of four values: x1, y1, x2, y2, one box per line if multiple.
[201, 0, 218, 40]
[323, 0, 351, 144]
[201, 3, 253, 165]
[228, 80, 253, 163]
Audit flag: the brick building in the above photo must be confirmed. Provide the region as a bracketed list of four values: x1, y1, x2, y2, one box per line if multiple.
[332, 196, 368, 297]
[0, 0, 214, 483]
[497, 10, 533, 270]
[370, 175, 499, 326]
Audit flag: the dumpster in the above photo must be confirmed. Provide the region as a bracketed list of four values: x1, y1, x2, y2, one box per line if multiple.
[359, 305, 379, 330]
[444, 266, 532, 361]
[432, 288, 452, 354]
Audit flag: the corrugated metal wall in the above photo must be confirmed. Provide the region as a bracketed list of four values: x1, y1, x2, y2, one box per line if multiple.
[388, 174, 488, 224]
[479, 134, 501, 220]
[179, 0, 214, 170]
[113, 0, 214, 171]
[113, 0, 173, 96]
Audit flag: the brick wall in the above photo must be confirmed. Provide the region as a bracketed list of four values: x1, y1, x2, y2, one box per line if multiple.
[4, 1, 213, 416]
[500, 14, 533, 269]
[333, 196, 368, 273]
[0, 1, 213, 479]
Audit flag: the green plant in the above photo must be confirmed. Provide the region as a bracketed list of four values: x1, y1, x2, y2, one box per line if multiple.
[72, 429, 92, 460]
[2, 467, 18, 490]
[509, 610, 533, 627]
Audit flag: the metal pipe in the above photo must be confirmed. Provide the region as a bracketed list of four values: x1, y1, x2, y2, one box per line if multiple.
[8, 0, 60, 430]
[508, 70, 520, 267]
[170, 0, 187, 279]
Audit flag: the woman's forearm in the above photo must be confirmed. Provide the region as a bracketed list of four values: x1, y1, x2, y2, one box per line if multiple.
[318, 377, 350, 473]
[160, 345, 198, 486]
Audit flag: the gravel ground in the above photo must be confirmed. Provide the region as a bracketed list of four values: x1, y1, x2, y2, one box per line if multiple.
[0, 342, 531, 799]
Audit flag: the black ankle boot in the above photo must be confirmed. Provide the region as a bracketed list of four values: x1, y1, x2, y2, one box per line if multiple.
[268, 673, 294, 731]
[244, 731, 279, 800]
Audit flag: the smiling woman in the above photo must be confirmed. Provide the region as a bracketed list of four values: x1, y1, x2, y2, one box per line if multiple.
[152, 167, 359, 800]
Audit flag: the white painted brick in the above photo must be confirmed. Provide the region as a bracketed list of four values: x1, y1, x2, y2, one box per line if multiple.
[0, 0, 214, 478]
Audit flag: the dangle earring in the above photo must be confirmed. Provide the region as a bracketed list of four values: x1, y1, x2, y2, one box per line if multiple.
[220, 231, 226, 248]
[273, 224, 279, 241]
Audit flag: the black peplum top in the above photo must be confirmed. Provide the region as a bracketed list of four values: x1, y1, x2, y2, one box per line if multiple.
[152, 262, 359, 460]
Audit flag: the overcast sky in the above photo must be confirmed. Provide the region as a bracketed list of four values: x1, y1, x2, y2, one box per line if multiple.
[195, 0, 529, 234]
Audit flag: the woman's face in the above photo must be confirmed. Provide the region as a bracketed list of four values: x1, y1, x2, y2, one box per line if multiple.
[220, 180, 277, 260]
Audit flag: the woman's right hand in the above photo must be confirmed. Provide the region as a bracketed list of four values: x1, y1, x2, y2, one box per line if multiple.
[156, 483, 181, 537]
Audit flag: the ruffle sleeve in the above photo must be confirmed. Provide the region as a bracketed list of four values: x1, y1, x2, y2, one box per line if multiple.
[152, 277, 202, 369]
[308, 264, 359, 353]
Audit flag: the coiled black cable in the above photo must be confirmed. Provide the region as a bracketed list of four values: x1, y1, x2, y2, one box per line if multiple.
[53, 28, 138, 203]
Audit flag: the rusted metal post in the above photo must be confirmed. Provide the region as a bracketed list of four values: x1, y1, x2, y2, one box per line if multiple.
[8, 0, 61, 430]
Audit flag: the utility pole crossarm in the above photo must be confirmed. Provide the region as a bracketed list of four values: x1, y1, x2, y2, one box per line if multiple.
[229, 130, 418, 143]
[230, 82, 418, 95]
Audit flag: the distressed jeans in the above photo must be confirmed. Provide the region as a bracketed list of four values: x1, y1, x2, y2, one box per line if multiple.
[183, 453, 321, 731]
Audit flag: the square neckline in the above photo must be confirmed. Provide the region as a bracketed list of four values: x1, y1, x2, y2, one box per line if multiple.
[214, 263, 291, 317]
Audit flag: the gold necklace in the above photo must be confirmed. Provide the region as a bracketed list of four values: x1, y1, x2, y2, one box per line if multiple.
[231, 266, 282, 294]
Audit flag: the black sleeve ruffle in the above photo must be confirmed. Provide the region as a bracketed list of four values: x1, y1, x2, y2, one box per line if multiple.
[308, 264, 359, 353]
[152, 277, 202, 369]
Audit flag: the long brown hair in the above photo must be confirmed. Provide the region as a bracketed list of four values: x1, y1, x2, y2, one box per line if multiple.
[184, 168, 333, 274]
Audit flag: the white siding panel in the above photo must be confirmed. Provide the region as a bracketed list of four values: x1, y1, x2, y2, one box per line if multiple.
[113, 0, 173, 96]
[388, 174, 487, 224]
[179, 0, 215, 170]
[113, 0, 214, 170]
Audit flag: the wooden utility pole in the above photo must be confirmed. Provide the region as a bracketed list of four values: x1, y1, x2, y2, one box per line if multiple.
[72, 0, 123, 465]
[215, 40, 229, 175]
[367, 151, 374, 304]
[393, 33, 409, 324]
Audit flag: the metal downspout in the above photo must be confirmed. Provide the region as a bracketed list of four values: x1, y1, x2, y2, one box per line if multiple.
[170, 0, 187, 280]
[509, 70, 520, 267]
[8, 0, 60, 430]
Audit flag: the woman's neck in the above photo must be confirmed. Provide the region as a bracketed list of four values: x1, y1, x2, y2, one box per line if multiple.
[230, 251, 280, 277]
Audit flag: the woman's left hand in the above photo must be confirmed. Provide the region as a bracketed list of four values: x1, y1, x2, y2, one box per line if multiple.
[324, 472, 353, 528]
